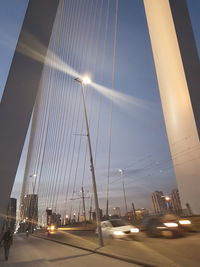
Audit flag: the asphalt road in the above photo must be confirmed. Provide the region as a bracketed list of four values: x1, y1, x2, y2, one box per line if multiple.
[0, 234, 139, 267]
[40, 229, 200, 267]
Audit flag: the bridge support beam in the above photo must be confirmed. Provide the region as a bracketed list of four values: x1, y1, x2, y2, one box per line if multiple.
[0, 0, 59, 232]
[143, 0, 200, 214]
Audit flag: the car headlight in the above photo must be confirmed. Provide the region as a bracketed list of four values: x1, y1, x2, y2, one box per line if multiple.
[113, 231, 124, 236]
[130, 228, 139, 233]
[163, 222, 178, 228]
[50, 225, 55, 231]
[179, 220, 191, 225]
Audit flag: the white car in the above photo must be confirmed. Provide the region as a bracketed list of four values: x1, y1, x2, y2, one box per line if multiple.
[97, 219, 139, 239]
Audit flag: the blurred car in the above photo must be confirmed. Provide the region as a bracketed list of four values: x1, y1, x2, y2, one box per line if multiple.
[143, 214, 191, 238]
[178, 218, 192, 231]
[47, 224, 56, 235]
[96, 219, 139, 239]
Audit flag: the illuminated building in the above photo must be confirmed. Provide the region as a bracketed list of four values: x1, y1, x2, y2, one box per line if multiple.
[152, 191, 167, 214]
[171, 189, 182, 214]
[6, 198, 17, 232]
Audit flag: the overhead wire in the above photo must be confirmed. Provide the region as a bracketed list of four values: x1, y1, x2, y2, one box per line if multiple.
[48, 0, 70, 210]
[45, 1, 66, 210]
[62, 0, 93, 218]
[41, 0, 67, 212]
[54, 0, 83, 216]
[49, 0, 81, 212]
[105, 0, 119, 215]
[67, 0, 99, 220]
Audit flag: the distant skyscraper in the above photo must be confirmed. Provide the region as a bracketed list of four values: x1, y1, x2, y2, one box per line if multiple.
[46, 208, 53, 226]
[152, 191, 167, 214]
[52, 213, 61, 227]
[23, 194, 38, 225]
[6, 198, 17, 232]
[112, 207, 121, 217]
[171, 189, 182, 214]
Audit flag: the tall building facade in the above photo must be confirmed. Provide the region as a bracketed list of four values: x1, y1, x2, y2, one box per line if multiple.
[6, 198, 17, 232]
[171, 189, 182, 214]
[52, 213, 61, 227]
[23, 194, 38, 225]
[152, 191, 167, 214]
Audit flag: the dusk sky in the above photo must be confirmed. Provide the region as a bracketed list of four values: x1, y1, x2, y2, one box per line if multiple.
[0, 0, 200, 215]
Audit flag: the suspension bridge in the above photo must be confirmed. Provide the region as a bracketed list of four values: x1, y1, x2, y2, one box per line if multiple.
[0, 0, 200, 265]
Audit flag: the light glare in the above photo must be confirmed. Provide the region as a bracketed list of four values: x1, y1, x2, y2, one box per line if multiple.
[82, 76, 91, 84]
[114, 231, 124, 236]
[164, 222, 178, 228]
[131, 228, 139, 233]
[179, 220, 191, 225]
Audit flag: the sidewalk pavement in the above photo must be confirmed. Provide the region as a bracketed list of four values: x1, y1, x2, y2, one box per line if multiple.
[0, 234, 139, 267]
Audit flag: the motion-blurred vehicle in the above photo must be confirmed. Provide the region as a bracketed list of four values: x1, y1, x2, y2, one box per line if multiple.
[143, 214, 191, 238]
[178, 218, 192, 231]
[97, 219, 139, 239]
[47, 225, 56, 236]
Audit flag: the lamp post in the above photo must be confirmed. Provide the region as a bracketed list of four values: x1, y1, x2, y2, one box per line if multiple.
[161, 195, 171, 213]
[74, 76, 104, 247]
[164, 196, 171, 211]
[118, 169, 128, 215]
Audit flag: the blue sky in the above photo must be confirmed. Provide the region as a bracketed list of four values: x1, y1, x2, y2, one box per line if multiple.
[0, 0, 199, 214]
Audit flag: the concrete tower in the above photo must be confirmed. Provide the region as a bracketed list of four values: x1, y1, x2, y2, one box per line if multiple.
[144, 0, 200, 214]
[0, 0, 59, 232]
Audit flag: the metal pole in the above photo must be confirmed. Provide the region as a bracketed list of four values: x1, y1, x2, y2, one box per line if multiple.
[78, 80, 104, 247]
[121, 170, 128, 215]
[132, 202, 136, 222]
[105, 199, 109, 219]
[81, 186, 86, 223]
[89, 195, 93, 222]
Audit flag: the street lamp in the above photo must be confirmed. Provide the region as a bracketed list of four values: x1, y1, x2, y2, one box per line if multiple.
[165, 196, 171, 202]
[165, 196, 171, 211]
[161, 195, 171, 212]
[74, 76, 104, 247]
[82, 76, 91, 84]
[118, 169, 128, 215]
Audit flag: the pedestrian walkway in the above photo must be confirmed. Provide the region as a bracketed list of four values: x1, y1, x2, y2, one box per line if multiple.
[0, 234, 139, 266]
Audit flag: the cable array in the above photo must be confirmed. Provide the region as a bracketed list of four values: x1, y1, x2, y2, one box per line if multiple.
[20, 0, 121, 224]
[20, 0, 198, 223]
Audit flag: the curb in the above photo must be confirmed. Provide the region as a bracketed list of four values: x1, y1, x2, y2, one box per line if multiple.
[32, 234, 157, 267]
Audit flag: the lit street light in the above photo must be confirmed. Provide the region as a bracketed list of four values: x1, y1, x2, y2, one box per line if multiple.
[165, 196, 171, 211]
[82, 76, 91, 84]
[74, 76, 104, 247]
[118, 169, 128, 215]
[165, 196, 171, 202]
[162, 195, 172, 212]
